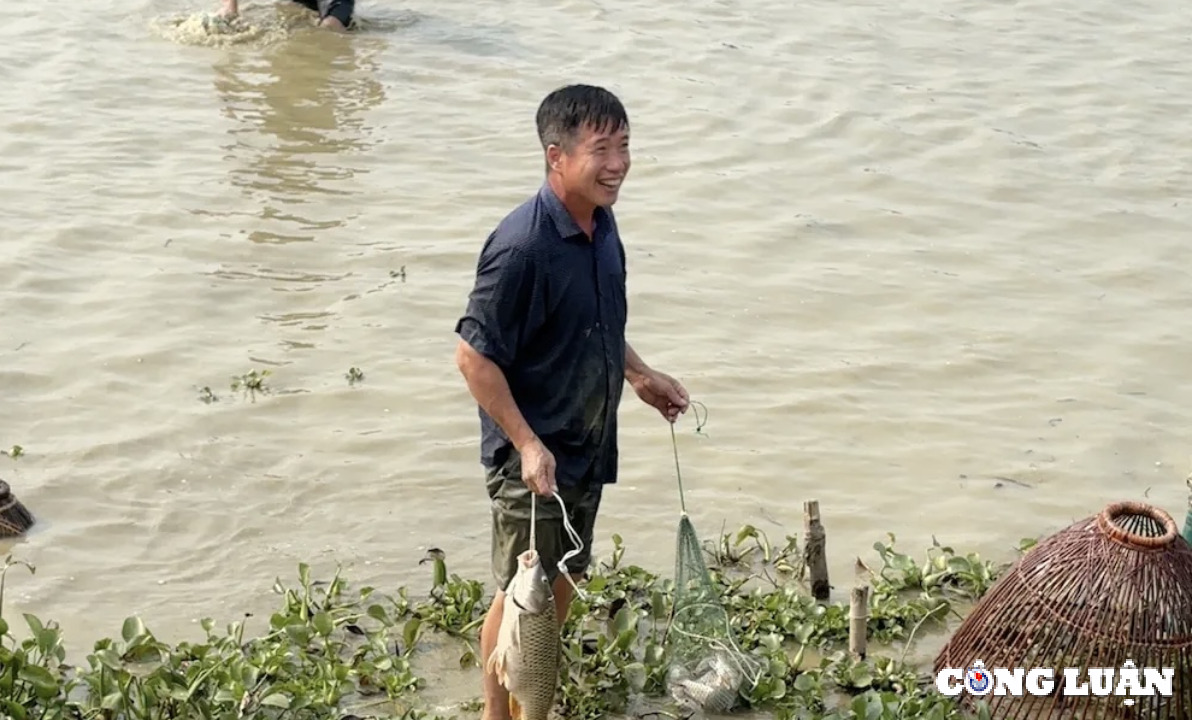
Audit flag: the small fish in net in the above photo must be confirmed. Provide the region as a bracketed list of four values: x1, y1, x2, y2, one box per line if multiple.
[662, 413, 765, 715]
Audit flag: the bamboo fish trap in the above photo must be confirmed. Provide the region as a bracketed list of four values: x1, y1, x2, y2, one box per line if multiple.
[933, 501, 1191, 720]
[0, 479, 35, 538]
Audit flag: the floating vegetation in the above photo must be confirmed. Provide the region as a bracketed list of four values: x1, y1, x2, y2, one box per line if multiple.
[231, 369, 272, 401]
[0, 528, 1024, 720]
[195, 369, 276, 404]
[197, 366, 370, 402]
[0, 446, 22, 459]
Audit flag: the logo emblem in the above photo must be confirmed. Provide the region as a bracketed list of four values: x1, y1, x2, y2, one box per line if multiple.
[965, 660, 993, 695]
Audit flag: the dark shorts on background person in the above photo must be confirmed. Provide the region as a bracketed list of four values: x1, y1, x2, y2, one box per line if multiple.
[486, 447, 603, 592]
[293, 0, 354, 27]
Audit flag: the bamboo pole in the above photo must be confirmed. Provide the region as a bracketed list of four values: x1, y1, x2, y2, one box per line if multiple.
[803, 500, 829, 600]
[849, 584, 869, 659]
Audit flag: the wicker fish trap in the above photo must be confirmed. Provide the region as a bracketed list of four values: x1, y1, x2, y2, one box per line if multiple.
[933, 501, 1191, 720]
[0, 479, 34, 538]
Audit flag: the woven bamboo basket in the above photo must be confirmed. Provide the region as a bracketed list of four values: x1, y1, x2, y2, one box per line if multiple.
[933, 501, 1191, 720]
[0, 479, 34, 538]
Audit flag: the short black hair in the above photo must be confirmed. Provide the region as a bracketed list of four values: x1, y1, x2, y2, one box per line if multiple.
[535, 84, 629, 153]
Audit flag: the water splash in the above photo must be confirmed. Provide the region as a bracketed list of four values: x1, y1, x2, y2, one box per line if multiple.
[149, 8, 311, 48]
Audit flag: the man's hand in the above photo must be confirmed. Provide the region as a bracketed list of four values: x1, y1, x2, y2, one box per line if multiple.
[631, 369, 690, 423]
[519, 438, 557, 497]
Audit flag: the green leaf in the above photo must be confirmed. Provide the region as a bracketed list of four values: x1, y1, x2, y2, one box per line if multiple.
[312, 612, 333, 637]
[769, 677, 787, 699]
[947, 556, 972, 574]
[759, 632, 783, 653]
[849, 662, 874, 688]
[23, 614, 44, 636]
[16, 664, 58, 699]
[642, 643, 665, 666]
[122, 616, 146, 643]
[402, 617, 422, 649]
[367, 603, 389, 624]
[285, 623, 312, 645]
[260, 693, 291, 709]
[613, 606, 637, 635]
[93, 647, 124, 672]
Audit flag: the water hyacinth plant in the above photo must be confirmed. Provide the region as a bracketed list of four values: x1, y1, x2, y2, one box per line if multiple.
[0, 528, 1024, 720]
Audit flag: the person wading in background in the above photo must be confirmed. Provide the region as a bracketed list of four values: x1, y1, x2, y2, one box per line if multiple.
[218, 0, 354, 31]
[454, 83, 690, 719]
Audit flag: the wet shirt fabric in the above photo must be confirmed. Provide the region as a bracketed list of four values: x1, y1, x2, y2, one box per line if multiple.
[456, 183, 628, 488]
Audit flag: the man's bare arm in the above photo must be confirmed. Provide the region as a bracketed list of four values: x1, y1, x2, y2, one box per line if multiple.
[624, 342, 651, 386]
[455, 339, 537, 452]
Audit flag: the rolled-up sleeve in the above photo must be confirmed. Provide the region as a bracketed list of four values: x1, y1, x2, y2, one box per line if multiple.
[455, 240, 538, 370]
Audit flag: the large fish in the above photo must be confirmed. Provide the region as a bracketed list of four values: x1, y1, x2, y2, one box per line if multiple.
[485, 548, 561, 720]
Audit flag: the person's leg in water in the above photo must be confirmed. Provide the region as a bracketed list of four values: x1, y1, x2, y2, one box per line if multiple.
[479, 456, 602, 720]
[217, 0, 353, 28]
[292, 0, 355, 30]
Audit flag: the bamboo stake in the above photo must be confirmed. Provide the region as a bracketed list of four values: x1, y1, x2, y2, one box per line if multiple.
[849, 584, 869, 660]
[803, 500, 829, 600]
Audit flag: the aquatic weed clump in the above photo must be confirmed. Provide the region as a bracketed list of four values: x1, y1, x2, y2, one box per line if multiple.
[0, 528, 1021, 720]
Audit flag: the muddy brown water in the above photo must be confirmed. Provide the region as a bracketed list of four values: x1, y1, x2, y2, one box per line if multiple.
[0, 0, 1190, 712]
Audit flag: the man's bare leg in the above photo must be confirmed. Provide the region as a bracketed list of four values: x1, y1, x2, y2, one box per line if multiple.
[480, 591, 511, 720]
[552, 572, 582, 624]
[319, 15, 348, 30]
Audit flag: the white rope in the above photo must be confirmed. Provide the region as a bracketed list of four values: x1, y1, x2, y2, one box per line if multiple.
[523, 490, 591, 602]
[521, 491, 589, 603]
[529, 488, 537, 552]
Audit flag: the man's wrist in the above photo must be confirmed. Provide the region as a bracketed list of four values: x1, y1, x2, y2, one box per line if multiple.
[624, 366, 649, 386]
[623, 342, 652, 386]
[510, 426, 538, 453]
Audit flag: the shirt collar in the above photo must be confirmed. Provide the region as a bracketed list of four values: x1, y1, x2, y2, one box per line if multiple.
[539, 182, 609, 243]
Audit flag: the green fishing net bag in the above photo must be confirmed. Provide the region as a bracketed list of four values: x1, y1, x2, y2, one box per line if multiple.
[664, 511, 765, 714]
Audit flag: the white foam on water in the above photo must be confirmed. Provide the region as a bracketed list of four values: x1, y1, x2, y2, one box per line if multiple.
[148, 6, 313, 48]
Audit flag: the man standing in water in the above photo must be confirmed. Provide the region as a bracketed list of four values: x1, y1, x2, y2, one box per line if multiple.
[218, 0, 353, 31]
[454, 84, 690, 719]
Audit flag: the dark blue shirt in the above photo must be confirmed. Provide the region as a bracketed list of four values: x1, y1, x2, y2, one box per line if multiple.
[455, 183, 628, 488]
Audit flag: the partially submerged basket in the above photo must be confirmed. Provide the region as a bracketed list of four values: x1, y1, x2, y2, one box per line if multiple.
[933, 501, 1191, 719]
[0, 479, 34, 538]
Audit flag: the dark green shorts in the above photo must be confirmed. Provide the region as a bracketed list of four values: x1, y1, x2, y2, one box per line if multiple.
[485, 449, 603, 592]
